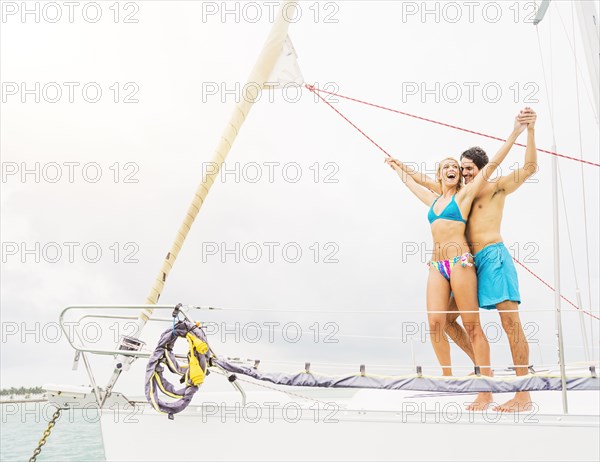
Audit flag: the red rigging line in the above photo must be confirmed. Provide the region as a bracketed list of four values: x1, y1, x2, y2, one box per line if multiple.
[513, 258, 600, 321]
[307, 84, 599, 321]
[310, 85, 392, 158]
[306, 84, 600, 168]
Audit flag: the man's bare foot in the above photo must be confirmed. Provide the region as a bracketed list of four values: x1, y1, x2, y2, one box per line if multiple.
[493, 392, 533, 412]
[466, 392, 493, 411]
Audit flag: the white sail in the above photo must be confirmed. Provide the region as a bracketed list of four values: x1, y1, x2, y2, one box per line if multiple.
[264, 35, 305, 89]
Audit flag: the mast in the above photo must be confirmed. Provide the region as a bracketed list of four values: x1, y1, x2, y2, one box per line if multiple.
[551, 144, 569, 414]
[574, 1, 599, 362]
[534, 0, 569, 414]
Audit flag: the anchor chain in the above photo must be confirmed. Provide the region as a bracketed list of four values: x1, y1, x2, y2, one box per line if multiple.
[29, 408, 62, 462]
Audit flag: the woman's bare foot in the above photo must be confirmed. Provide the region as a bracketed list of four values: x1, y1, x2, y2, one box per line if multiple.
[468, 369, 495, 377]
[493, 392, 533, 412]
[466, 392, 493, 411]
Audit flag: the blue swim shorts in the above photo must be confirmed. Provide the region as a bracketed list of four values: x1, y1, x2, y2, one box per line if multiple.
[473, 242, 521, 310]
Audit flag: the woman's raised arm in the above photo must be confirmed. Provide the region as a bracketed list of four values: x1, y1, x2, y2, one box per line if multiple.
[386, 158, 441, 194]
[385, 157, 438, 206]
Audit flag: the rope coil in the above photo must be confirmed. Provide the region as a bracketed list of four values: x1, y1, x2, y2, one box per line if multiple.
[145, 320, 213, 416]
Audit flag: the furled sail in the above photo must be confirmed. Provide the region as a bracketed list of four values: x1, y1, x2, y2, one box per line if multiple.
[215, 358, 600, 393]
[140, 2, 300, 321]
[108, 1, 302, 392]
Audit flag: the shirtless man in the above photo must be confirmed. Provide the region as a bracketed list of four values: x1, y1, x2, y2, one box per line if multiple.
[397, 108, 537, 412]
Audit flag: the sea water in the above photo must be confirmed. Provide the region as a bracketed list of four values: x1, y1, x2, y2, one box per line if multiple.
[0, 402, 105, 462]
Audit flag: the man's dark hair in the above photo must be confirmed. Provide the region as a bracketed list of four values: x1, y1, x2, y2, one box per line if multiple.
[460, 147, 489, 170]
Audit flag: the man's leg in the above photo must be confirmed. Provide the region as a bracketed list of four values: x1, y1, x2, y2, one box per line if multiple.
[494, 300, 532, 412]
[445, 296, 476, 363]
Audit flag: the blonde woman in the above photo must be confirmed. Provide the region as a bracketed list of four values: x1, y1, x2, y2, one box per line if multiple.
[386, 110, 531, 410]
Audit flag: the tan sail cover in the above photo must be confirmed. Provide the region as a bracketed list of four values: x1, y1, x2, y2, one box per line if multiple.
[139, 2, 301, 327]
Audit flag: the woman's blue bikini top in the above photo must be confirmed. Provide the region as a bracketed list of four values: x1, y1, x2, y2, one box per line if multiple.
[427, 195, 466, 224]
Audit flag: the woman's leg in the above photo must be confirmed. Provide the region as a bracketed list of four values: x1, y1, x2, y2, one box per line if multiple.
[445, 295, 476, 363]
[450, 261, 493, 409]
[426, 267, 453, 376]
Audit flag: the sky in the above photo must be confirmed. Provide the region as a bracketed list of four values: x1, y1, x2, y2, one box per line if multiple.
[1, 0, 599, 393]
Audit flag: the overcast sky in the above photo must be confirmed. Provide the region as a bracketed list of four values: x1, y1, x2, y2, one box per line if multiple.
[1, 1, 599, 391]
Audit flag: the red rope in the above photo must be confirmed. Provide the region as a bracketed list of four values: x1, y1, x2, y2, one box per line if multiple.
[306, 84, 599, 321]
[513, 258, 599, 321]
[306, 85, 600, 168]
[310, 85, 392, 157]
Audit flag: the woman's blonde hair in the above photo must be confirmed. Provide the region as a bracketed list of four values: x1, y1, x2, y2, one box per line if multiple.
[436, 157, 463, 191]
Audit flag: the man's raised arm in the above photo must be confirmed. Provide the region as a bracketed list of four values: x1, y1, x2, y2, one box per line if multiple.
[500, 108, 537, 194]
[462, 109, 529, 199]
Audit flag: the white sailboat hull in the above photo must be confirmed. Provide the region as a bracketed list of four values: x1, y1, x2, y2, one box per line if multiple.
[99, 389, 600, 461]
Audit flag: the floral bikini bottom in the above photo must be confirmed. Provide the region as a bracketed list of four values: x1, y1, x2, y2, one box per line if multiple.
[427, 252, 473, 282]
